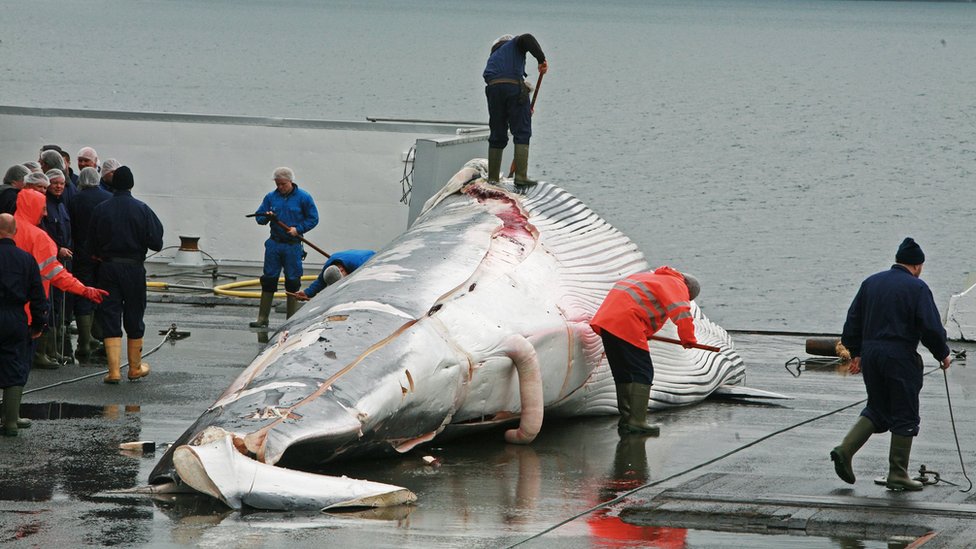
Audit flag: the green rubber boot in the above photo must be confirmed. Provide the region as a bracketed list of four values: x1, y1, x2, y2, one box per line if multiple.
[54, 323, 73, 365]
[620, 383, 660, 436]
[2, 386, 24, 437]
[830, 416, 874, 484]
[488, 147, 504, 183]
[885, 434, 924, 491]
[74, 314, 94, 363]
[249, 291, 274, 328]
[513, 144, 537, 187]
[615, 383, 631, 432]
[32, 331, 59, 369]
[286, 295, 300, 319]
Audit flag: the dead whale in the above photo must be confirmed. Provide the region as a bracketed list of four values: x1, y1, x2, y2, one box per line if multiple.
[148, 160, 782, 510]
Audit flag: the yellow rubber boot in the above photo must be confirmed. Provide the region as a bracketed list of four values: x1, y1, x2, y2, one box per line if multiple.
[126, 338, 151, 381]
[103, 337, 123, 384]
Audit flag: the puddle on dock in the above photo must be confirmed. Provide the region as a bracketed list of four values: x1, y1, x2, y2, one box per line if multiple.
[19, 402, 141, 421]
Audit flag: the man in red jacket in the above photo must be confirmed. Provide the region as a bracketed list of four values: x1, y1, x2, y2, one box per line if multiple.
[590, 266, 700, 435]
[12, 190, 107, 369]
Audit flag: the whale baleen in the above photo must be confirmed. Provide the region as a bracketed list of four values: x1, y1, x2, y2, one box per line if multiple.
[148, 160, 782, 510]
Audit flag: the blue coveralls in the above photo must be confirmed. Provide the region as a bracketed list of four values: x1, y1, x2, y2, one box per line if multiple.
[483, 37, 534, 149]
[304, 249, 375, 299]
[68, 186, 112, 316]
[86, 190, 164, 339]
[0, 238, 48, 388]
[254, 184, 319, 294]
[841, 265, 950, 437]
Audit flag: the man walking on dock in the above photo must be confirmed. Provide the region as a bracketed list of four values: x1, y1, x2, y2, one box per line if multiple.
[831, 237, 951, 491]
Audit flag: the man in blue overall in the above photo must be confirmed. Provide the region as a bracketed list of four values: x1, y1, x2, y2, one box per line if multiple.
[831, 237, 951, 491]
[87, 166, 164, 384]
[251, 167, 319, 327]
[483, 33, 548, 186]
[291, 249, 375, 302]
[0, 213, 48, 436]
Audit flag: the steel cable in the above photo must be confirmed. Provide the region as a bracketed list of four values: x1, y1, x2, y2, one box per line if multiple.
[507, 364, 969, 547]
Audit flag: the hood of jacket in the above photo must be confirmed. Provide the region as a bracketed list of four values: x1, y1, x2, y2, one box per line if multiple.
[15, 188, 46, 226]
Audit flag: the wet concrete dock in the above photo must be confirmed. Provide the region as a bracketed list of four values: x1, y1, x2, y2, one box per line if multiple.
[1, 277, 975, 548]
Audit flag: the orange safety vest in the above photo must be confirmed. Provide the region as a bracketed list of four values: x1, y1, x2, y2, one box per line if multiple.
[13, 190, 86, 322]
[590, 266, 696, 351]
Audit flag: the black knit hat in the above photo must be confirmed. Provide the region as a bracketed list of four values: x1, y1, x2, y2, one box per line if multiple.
[895, 237, 924, 265]
[113, 166, 134, 190]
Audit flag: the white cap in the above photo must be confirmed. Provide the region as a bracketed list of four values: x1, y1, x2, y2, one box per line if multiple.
[25, 172, 50, 188]
[101, 158, 121, 174]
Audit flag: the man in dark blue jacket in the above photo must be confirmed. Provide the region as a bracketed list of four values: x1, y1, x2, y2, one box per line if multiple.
[831, 237, 951, 491]
[291, 249, 375, 301]
[87, 166, 164, 384]
[69, 167, 113, 362]
[483, 33, 548, 186]
[0, 213, 48, 436]
[251, 167, 319, 327]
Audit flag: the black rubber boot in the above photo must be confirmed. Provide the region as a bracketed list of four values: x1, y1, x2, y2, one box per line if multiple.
[488, 147, 504, 183]
[620, 383, 660, 436]
[250, 291, 274, 328]
[886, 434, 923, 491]
[830, 416, 874, 484]
[513, 144, 537, 187]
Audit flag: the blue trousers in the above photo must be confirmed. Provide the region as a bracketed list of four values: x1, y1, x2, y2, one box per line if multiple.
[485, 83, 532, 149]
[261, 239, 303, 293]
[600, 330, 655, 386]
[95, 262, 148, 339]
[72, 258, 98, 316]
[859, 343, 924, 437]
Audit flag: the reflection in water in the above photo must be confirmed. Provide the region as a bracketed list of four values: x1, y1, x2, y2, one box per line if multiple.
[588, 435, 688, 548]
[0, 402, 151, 546]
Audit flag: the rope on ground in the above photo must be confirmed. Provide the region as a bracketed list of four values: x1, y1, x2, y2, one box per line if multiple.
[506, 364, 965, 548]
[942, 368, 973, 492]
[21, 324, 181, 396]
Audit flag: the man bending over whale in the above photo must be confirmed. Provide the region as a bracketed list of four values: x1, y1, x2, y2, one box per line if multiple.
[590, 266, 700, 436]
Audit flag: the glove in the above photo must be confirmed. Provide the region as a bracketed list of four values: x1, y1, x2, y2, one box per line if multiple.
[82, 286, 109, 304]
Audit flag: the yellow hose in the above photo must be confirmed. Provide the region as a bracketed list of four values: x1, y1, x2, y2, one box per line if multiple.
[148, 276, 316, 299]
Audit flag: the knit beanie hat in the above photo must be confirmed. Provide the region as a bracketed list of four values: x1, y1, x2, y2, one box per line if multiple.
[683, 273, 700, 301]
[113, 166, 134, 190]
[895, 237, 924, 265]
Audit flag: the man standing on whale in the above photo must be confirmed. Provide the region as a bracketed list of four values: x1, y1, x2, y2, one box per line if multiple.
[831, 237, 951, 491]
[483, 33, 548, 186]
[590, 266, 700, 436]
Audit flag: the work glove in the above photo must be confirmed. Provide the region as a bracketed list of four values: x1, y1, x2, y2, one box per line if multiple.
[82, 286, 109, 304]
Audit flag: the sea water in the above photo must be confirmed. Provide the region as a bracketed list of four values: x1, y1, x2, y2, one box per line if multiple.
[2, 0, 974, 333]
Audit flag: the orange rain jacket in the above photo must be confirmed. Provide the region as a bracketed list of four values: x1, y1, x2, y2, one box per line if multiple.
[13, 189, 88, 302]
[590, 266, 697, 351]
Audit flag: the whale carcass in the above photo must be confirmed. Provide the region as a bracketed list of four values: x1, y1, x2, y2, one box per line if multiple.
[149, 160, 778, 510]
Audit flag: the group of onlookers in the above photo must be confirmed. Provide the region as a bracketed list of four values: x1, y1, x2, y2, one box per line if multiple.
[0, 145, 163, 437]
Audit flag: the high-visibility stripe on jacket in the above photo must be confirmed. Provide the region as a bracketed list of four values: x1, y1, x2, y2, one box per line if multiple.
[590, 266, 697, 351]
[13, 190, 87, 304]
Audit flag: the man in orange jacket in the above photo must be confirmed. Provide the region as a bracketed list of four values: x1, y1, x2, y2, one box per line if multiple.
[12, 189, 107, 369]
[590, 266, 700, 435]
